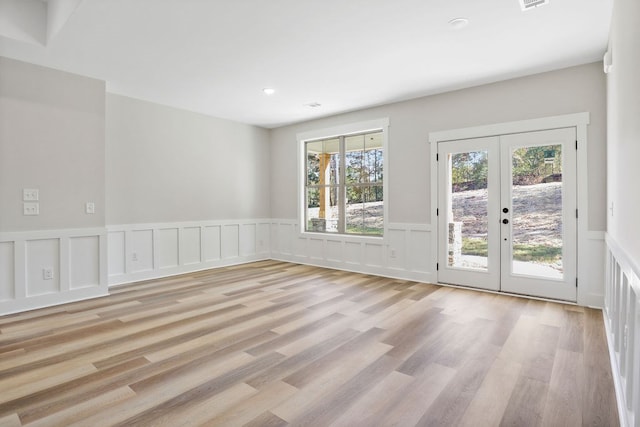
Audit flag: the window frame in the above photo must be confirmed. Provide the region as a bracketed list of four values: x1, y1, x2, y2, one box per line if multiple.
[297, 118, 389, 241]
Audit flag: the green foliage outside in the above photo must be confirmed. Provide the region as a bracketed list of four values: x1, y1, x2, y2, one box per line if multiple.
[347, 225, 383, 235]
[345, 149, 383, 203]
[306, 154, 338, 208]
[451, 151, 488, 191]
[462, 238, 562, 263]
[450, 145, 562, 190]
[306, 147, 383, 208]
[512, 145, 562, 185]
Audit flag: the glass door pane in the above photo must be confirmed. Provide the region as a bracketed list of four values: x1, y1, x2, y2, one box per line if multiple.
[448, 150, 489, 271]
[510, 144, 563, 279]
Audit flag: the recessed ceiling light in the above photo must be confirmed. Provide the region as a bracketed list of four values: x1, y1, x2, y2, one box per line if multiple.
[448, 17, 469, 29]
[305, 102, 322, 108]
[263, 88, 275, 95]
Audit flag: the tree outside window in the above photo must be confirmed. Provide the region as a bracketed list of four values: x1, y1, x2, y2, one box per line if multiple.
[305, 130, 384, 236]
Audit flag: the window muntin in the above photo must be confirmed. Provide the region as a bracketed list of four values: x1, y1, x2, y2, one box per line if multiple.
[304, 130, 383, 236]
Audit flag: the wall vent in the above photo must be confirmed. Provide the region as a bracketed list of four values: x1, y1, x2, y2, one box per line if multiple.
[519, 0, 549, 11]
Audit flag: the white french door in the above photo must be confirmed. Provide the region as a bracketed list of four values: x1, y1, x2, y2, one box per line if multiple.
[437, 128, 577, 302]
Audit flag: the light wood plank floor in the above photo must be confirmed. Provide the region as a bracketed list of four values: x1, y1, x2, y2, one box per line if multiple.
[0, 261, 619, 426]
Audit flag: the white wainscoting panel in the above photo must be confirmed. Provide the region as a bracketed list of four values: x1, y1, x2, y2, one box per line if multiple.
[107, 231, 125, 277]
[578, 231, 607, 308]
[294, 235, 308, 259]
[408, 230, 431, 273]
[365, 243, 384, 268]
[386, 229, 407, 271]
[240, 224, 256, 257]
[157, 228, 179, 269]
[69, 236, 100, 289]
[326, 240, 342, 263]
[274, 222, 295, 256]
[256, 223, 270, 256]
[203, 225, 221, 262]
[26, 239, 60, 296]
[345, 241, 362, 266]
[107, 220, 271, 286]
[0, 228, 108, 316]
[604, 234, 640, 427]
[131, 229, 153, 273]
[222, 224, 240, 259]
[0, 242, 15, 301]
[270, 220, 434, 283]
[309, 238, 324, 261]
[181, 227, 202, 266]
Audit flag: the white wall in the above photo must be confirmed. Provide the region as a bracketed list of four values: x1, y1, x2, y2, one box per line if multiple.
[0, 59, 274, 311]
[271, 62, 607, 229]
[0, 56, 105, 232]
[270, 63, 607, 299]
[604, 0, 640, 425]
[0, 56, 107, 315]
[106, 94, 271, 225]
[105, 94, 273, 285]
[607, 0, 640, 264]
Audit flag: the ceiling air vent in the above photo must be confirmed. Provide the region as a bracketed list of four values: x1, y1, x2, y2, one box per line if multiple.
[519, 0, 549, 11]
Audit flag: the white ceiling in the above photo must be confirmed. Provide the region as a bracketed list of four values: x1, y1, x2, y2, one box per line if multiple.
[0, 0, 613, 128]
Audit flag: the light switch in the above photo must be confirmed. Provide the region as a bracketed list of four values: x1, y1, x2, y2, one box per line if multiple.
[23, 189, 39, 201]
[85, 202, 95, 214]
[24, 202, 39, 215]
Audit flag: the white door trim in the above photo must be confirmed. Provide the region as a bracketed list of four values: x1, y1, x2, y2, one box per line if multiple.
[428, 112, 591, 304]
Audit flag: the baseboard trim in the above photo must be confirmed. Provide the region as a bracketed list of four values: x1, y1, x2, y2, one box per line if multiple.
[108, 254, 270, 287]
[270, 254, 435, 284]
[0, 286, 108, 316]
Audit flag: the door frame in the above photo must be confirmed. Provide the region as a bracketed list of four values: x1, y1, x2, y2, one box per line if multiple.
[428, 112, 591, 303]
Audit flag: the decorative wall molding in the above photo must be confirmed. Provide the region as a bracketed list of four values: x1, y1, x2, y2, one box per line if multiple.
[0, 228, 108, 316]
[0, 218, 607, 319]
[604, 233, 640, 427]
[581, 235, 607, 308]
[270, 219, 434, 283]
[107, 219, 272, 286]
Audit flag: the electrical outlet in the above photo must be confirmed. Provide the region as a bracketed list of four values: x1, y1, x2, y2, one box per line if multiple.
[85, 202, 95, 214]
[43, 268, 54, 280]
[24, 202, 40, 216]
[132, 252, 138, 262]
[390, 248, 397, 258]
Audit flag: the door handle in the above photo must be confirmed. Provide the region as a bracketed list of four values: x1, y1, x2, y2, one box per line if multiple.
[503, 208, 509, 213]
[502, 218, 509, 224]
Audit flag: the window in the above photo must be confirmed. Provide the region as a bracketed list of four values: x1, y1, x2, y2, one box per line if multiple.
[302, 127, 385, 236]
